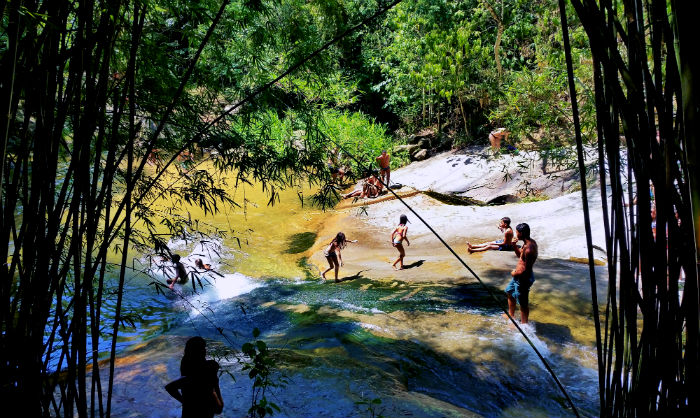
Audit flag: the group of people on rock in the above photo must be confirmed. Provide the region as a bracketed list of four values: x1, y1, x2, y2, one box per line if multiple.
[321, 215, 538, 325]
[339, 150, 392, 200]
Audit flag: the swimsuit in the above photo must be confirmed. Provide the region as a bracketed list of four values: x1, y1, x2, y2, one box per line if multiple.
[393, 237, 402, 245]
[324, 242, 337, 259]
[505, 272, 535, 306]
[498, 244, 515, 251]
[380, 165, 390, 172]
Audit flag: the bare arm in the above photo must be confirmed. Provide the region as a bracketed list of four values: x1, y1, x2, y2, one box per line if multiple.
[403, 227, 410, 246]
[513, 242, 523, 258]
[165, 377, 185, 403]
[511, 244, 534, 277]
[511, 258, 527, 277]
[213, 380, 224, 413]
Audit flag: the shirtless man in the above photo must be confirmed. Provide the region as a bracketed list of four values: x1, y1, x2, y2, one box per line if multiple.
[376, 150, 390, 187]
[505, 223, 538, 324]
[488, 128, 510, 151]
[467, 217, 516, 253]
[167, 254, 189, 290]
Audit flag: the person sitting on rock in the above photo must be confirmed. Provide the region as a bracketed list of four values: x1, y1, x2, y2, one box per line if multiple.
[343, 173, 382, 199]
[166, 254, 189, 289]
[363, 173, 383, 198]
[467, 217, 518, 253]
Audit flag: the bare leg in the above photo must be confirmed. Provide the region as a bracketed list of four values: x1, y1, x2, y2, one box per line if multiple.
[507, 294, 516, 318]
[393, 244, 405, 270]
[520, 304, 529, 324]
[469, 244, 500, 253]
[392, 244, 405, 270]
[322, 256, 334, 279]
[334, 262, 340, 283]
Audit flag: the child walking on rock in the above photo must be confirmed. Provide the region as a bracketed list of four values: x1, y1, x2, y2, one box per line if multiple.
[321, 232, 358, 282]
[391, 214, 410, 270]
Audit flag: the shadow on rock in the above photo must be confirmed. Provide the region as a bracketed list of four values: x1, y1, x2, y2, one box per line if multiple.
[402, 259, 425, 269]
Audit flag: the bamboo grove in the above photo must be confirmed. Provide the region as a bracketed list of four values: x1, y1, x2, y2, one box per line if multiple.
[0, 0, 353, 416]
[562, 0, 699, 416]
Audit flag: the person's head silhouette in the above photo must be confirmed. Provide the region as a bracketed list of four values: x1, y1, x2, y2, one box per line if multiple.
[181, 336, 206, 376]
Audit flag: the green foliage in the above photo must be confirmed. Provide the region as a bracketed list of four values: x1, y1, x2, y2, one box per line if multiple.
[355, 394, 385, 418]
[319, 109, 405, 173]
[489, 1, 595, 149]
[241, 328, 287, 418]
[356, 0, 595, 150]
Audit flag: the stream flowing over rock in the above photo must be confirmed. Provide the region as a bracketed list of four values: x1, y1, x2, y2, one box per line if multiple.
[109, 147, 612, 418]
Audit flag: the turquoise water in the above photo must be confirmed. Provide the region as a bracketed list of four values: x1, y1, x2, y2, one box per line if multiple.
[105, 245, 600, 418]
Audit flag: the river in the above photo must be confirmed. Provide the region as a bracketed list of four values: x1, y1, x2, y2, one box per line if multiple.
[101, 173, 603, 418]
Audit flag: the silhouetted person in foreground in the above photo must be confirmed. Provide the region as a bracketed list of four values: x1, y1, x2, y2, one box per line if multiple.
[165, 336, 224, 418]
[505, 223, 538, 324]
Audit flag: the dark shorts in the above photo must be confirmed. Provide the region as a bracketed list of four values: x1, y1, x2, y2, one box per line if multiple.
[498, 244, 515, 251]
[324, 251, 337, 260]
[328, 164, 340, 175]
[505, 272, 535, 306]
[380, 166, 390, 172]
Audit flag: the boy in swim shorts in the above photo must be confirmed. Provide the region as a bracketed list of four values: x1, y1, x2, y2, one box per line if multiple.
[467, 217, 517, 253]
[376, 150, 391, 187]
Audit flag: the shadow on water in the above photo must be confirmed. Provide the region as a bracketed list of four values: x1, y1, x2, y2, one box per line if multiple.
[284, 232, 318, 254]
[446, 282, 507, 313]
[161, 271, 598, 417]
[188, 283, 583, 417]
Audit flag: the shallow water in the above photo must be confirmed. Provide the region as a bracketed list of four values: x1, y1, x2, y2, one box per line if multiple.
[101, 175, 601, 417]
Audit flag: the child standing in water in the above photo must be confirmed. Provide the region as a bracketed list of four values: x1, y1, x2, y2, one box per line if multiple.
[321, 232, 358, 283]
[391, 214, 410, 270]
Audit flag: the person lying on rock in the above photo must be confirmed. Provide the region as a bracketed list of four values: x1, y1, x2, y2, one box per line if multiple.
[195, 258, 212, 271]
[467, 217, 518, 253]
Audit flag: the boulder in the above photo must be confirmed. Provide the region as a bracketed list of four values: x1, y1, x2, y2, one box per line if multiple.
[411, 149, 429, 161]
[393, 144, 420, 154]
[417, 138, 431, 149]
[407, 135, 422, 145]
